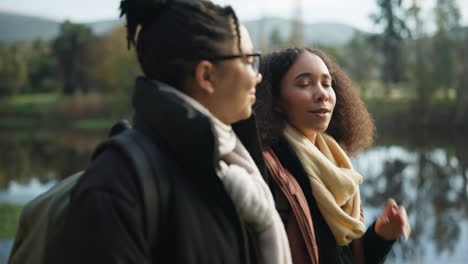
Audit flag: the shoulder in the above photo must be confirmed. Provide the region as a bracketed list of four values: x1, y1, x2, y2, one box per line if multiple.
[70, 148, 140, 204]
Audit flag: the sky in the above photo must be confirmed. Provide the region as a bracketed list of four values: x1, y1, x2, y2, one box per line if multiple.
[1, 0, 468, 32]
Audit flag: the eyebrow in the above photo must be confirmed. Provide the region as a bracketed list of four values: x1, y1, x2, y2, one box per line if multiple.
[294, 72, 332, 80]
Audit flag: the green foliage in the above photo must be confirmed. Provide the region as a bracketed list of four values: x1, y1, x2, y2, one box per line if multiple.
[52, 21, 93, 95]
[0, 203, 22, 238]
[73, 119, 115, 130]
[0, 42, 29, 96]
[0, 93, 61, 118]
[269, 27, 284, 51]
[432, 0, 462, 98]
[371, 0, 410, 93]
[27, 39, 60, 93]
[344, 33, 380, 91]
[84, 27, 141, 94]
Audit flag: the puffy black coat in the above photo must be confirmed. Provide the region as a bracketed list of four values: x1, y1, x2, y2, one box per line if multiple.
[53, 77, 265, 264]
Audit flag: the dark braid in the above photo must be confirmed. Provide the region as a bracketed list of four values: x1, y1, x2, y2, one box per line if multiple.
[120, 0, 170, 49]
[223, 6, 242, 54]
[120, 0, 243, 89]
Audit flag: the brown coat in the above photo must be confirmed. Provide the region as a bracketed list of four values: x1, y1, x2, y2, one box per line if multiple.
[264, 149, 365, 264]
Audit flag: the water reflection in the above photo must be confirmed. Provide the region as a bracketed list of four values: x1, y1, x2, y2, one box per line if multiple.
[0, 128, 105, 189]
[354, 134, 468, 264]
[0, 128, 106, 263]
[0, 128, 467, 263]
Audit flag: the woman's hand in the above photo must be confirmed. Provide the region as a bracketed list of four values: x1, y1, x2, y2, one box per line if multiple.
[375, 199, 411, 241]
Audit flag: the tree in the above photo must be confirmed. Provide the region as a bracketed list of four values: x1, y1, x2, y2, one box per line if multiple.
[269, 27, 284, 51]
[344, 33, 380, 95]
[432, 0, 461, 99]
[371, 0, 410, 96]
[406, 0, 433, 119]
[84, 26, 141, 94]
[52, 21, 93, 95]
[27, 39, 59, 93]
[454, 28, 468, 127]
[289, 0, 304, 45]
[0, 42, 28, 96]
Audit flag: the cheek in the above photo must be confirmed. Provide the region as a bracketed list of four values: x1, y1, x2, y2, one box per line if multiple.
[282, 89, 309, 108]
[280, 90, 305, 120]
[329, 90, 337, 111]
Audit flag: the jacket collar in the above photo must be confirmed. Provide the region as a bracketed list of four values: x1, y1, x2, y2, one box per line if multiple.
[132, 77, 216, 175]
[131, 76, 267, 181]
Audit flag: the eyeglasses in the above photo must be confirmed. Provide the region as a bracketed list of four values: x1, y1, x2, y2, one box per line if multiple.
[206, 52, 261, 75]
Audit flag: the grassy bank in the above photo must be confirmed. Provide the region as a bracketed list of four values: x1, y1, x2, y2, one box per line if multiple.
[365, 98, 462, 132]
[1, 93, 466, 132]
[0, 93, 130, 130]
[0, 203, 22, 239]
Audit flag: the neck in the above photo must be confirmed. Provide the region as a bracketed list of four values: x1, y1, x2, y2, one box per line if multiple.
[191, 94, 231, 125]
[305, 132, 318, 145]
[291, 124, 317, 144]
[165, 84, 231, 126]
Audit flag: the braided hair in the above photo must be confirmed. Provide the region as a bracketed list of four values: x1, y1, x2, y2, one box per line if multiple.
[120, 0, 242, 89]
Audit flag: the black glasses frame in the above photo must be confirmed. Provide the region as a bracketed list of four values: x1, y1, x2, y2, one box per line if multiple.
[206, 52, 261, 74]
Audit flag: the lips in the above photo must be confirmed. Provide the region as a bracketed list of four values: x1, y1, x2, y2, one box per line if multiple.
[249, 89, 256, 103]
[309, 108, 330, 114]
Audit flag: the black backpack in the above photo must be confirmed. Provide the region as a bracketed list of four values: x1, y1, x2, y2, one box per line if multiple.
[8, 120, 167, 264]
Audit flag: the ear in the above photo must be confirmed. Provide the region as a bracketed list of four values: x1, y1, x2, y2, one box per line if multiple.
[193, 60, 216, 95]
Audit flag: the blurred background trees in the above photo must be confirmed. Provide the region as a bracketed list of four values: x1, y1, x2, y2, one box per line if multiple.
[0, 0, 467, 128]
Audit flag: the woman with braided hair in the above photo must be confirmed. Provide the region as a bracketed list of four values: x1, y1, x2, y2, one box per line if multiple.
[51, 1, 293, 263]
[255, 47, 411, 264]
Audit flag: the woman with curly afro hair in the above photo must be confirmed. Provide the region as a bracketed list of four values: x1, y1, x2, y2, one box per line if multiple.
[255, 47, 411, 264]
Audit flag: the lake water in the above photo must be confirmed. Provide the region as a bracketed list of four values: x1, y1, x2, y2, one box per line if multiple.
[0, 127, 467, 263]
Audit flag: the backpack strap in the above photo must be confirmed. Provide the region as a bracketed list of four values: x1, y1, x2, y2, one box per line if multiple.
[92, 125, 166, 257]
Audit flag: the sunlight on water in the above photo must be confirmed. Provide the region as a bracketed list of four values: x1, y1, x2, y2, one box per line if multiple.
[0, 178, 56, 205]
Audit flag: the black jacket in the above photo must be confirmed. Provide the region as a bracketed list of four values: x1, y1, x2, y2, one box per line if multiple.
[55, 78, 265, 264]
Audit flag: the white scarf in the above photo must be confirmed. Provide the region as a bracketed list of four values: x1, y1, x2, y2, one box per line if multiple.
[161, 85, 292, 264]
[284, 124, 365, 246]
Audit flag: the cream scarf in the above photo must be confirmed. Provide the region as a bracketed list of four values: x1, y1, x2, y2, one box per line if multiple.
[283, 124, 365, 246]
[160, 84, 292, 264]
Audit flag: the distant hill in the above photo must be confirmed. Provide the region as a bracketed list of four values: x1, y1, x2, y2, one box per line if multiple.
[86, 19, 124, 34]
[0, 11, 123, 42]
[0, 11, 60, 42]
[0, 11, 361, 46]
[245, 17, 361, 47]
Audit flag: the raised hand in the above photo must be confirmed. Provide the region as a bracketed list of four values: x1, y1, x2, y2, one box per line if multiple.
[375, 199, 411, 241]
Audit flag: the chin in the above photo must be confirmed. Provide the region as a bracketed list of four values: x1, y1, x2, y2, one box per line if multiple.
[240, 108, 253, 121]
[306, 124, 328, 134]
[230, 108, 252, 124]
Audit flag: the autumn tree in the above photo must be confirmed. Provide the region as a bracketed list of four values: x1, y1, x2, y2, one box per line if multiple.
[84, 26, 141, 94]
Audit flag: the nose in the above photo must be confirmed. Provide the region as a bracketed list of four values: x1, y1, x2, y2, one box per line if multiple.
[313, 84, 329, 102]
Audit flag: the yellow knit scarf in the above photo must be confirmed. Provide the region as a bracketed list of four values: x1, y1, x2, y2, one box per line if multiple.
[283, 124, 365, 245]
